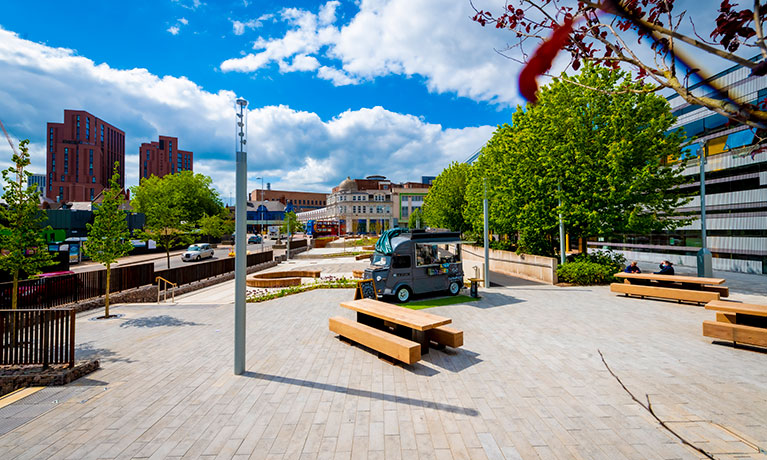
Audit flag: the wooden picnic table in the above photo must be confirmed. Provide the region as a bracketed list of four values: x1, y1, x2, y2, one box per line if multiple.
[703, 300, 767, 348]
[339, 298, 453, 354]
[611, 272, 729, 304]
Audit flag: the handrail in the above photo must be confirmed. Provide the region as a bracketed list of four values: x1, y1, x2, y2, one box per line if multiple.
[155, 276, 177, 304]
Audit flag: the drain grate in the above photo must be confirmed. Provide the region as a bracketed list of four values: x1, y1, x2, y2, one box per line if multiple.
[0, 387, 84, 437]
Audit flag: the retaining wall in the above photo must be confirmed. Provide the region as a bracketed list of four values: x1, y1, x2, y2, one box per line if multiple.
[461, 245, 558, 285]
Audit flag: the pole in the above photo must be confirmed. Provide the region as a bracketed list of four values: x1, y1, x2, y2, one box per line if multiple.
[234, 98, 248, 375]
[483, 178, 490, 288]
[558, 183, 566, 265]
[697, 143, 713, 277]
[259, 177, 264, 252]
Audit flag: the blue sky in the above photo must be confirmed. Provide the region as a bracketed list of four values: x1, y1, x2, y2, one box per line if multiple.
[0, 0, 731, 200]
[0, 0, 520, 199]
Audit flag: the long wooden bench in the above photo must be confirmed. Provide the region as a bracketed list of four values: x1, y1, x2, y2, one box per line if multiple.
[703, 300, 767, 348]
[329, 316, 421, 364]
[610, 282, 720, 304]
[427, 326, 463, 348]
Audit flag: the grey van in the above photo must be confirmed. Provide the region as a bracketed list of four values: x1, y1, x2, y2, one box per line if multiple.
[364, 230, 464, 302]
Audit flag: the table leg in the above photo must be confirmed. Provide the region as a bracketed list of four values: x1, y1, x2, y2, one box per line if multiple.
[357, 312, 384, 329]
[412, 330, 429, 354]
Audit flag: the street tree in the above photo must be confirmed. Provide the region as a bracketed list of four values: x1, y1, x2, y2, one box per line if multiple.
[408, 208, 424, 229]
[199, 212, 235, 242]
[423, 162, 471, 232]
[465, 64, 692, 256]
[280, 211, 303, 259]
[472, 0, 767, 128]
[83, 162, 133, 318]
[131, 171, 226, 268]
[0, 139, 55, 310]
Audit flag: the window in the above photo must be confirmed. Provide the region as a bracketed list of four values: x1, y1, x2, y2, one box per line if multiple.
[362, 206, 366, 213]
[89, 150, 93, 175]
[76, 115, 80, 139]
[58, 186, 63, 201]
[90, 188, 94, 200]
[86, 117, 90, 140]
[392, 255, 411, 269]
[415, 243, 460, 266]
[100, 125, 104, 142]
[49, 128, 54, 152]
[64, 148, 69, 174]
[353, 205, 357, 213]
[401, 206, 409, 218]
[92, 177, 95, 183]
[146, 150, 150, 161]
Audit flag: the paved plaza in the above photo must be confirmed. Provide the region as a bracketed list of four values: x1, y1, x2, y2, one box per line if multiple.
[0, 265, 766, 459]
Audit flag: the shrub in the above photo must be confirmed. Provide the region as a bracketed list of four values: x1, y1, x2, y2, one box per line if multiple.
[489, 240, 515, 251]
[567, 249, 626, 274]
[557, 261, 617, 285]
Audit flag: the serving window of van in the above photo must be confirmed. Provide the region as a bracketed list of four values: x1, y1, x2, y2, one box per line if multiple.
[415, 243, 461, 266]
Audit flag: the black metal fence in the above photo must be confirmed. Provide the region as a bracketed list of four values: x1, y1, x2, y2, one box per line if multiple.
[290, 239, 308, 249]
[0, 263, 156, 310]
[154, 250, 273, 287]
[0, 308, 75, 368]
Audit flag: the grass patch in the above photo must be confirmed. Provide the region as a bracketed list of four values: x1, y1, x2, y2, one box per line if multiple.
[399, 295, 479, 310]
[247, 278, 357, 303]
[316, 251, 373, 258]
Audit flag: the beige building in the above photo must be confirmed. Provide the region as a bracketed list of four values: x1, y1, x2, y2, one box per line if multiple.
[297, 176, 431, 234]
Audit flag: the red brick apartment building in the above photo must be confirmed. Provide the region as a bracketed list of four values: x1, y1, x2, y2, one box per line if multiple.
[46, 110, 125, 202]
[248, 189, 327, 213]
[139, 136, 193, 180]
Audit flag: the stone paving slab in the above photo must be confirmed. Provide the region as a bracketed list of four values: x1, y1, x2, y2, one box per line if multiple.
[0, 282, 765, 459]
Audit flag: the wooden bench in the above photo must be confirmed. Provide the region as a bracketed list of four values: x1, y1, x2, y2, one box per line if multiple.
[427, 326, 463, 348]
[611, 272, 727, 305]
[703, 300, 767, 348]
[329, 316, 421, 364]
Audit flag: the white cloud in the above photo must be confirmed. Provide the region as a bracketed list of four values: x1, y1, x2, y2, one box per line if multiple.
[0, 26, 493, 199]
[172, 0, 204, 11]
[178, 18, 189, 25]
[167, 26, 180, 35]
[221, 0, 522, 103]
[231, 18, 263, 36]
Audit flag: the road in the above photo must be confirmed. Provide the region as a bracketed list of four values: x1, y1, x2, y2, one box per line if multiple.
[71, 239, 277, 272]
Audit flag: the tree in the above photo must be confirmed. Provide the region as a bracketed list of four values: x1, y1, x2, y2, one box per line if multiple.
[423, 162, 471, 232]
[131, 171, 225, 268]
[408, 208, 424, 229]
[472, 0, 767, 128]
[199, 212, 235, 242]
[83, 162, 133, 318]
[0, 139, 55, 310]
[464, 64, 693, 256]
[280, 211, 303, 260]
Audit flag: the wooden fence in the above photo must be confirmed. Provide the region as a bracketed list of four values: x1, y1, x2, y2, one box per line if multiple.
[154, 250, 273, 287]
[0, 263, 156, 310]
[0, 308, 75, 368]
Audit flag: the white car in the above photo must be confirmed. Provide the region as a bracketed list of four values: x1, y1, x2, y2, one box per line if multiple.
[181, 243, 214, 262]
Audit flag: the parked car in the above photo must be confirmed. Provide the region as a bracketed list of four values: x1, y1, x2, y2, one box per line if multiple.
[181, 243, 214, 262]
[248, 234, 262, 244]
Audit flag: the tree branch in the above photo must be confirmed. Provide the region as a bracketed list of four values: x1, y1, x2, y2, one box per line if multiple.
[754, 0, 767, 59]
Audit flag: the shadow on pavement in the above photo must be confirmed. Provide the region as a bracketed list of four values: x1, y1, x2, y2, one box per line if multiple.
[423, 347, 483, 373]
[240, 371, 479, 416]
[76, 341, 135, 363]
[119, 315, 203, 328]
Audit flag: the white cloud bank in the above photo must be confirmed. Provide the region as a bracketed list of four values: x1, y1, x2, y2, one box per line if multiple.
[221, 0, 521, 104]
[0, 27, 493, 200]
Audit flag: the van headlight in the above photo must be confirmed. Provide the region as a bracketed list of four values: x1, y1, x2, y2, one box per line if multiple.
[376, 275, 382, 282]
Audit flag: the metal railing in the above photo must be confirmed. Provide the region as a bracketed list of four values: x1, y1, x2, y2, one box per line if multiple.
[154, 250, 272, 287]
[0, 308, 76, 368]
[155, 276, 177, 303]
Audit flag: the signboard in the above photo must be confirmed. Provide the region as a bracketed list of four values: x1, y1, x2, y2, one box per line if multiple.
[354, 279, 377, 300]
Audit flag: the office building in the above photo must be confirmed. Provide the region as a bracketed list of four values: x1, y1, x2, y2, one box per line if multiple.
[46, 110, 125, 202]
[248, 188, 327, 213]
[28, 173, 45, 196]
[139, 136, 193, 179]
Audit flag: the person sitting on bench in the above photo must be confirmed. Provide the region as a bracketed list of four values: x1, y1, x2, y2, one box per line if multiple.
[624, 261, 641, 273]
[654, 260, 675, 275]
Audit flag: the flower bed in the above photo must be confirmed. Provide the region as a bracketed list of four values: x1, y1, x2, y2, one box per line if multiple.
[246, 275, 356, 302]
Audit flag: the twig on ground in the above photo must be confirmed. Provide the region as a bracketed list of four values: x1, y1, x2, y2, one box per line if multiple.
[597, 349, 715, 459]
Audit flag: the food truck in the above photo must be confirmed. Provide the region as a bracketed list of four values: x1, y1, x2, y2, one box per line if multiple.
[364, 229, 463, 302]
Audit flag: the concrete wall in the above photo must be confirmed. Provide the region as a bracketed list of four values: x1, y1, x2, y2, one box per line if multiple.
[462, 245, 558, 285]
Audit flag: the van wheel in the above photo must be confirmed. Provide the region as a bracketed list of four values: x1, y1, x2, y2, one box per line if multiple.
[395, 286, 411, 303]
[449, 281, 461, 296]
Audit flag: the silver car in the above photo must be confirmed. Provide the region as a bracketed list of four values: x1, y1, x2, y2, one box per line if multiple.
[181, 243, 214, 262]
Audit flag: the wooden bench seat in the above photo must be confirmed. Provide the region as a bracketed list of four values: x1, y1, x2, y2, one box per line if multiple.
[699, 285, 729, 297]
[610, 282, 719, 304]
[703, 300, 767, 348]
[427, 326, 463, 348]
[329, 316, 421, 364]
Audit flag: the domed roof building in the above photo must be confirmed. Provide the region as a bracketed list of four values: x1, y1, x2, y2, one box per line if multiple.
[337, 176, 357, 192]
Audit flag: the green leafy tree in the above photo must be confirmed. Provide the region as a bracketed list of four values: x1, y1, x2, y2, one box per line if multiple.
[83, 162, 133, 318]
[0, 139, 55, 310]
[280, 211, 303, 259]
[199, 212, 235, 242]
[131, 171, 224, 268]
[423, 162, 471, 232]
[408, 208, 423, 229]
[465, 64, 692, 256]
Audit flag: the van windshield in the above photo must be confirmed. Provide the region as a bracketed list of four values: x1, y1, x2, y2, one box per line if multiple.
[371, 253, 390, 267]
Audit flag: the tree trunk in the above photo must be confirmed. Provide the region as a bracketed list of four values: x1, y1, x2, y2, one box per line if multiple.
[105, 264, 111, 317]
[11, 270, 18, 311]
[166, 246, 171, 269]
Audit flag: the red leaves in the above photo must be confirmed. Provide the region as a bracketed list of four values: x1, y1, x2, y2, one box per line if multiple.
[519, 17, 574, 103]
[711, 0, 755, 52]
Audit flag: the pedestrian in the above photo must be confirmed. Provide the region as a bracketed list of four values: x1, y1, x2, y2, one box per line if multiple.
[624, 261, 641, 273]
[654, 260, 674, 275]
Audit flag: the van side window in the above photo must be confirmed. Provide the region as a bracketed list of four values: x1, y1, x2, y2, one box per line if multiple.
[392, 255, 411, 269]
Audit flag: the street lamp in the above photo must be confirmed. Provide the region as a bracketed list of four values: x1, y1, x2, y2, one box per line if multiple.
[234, 97, 248, 375]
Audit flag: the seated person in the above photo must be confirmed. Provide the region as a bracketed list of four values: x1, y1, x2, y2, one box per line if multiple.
[654, 260, 675, 275]
[624, 261, 641, 273]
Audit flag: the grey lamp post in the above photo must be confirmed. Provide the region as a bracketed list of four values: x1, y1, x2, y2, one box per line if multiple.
[483, 178, 490, 288]
[234, 98, 248, 375]
[697, 143, 713, 277]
